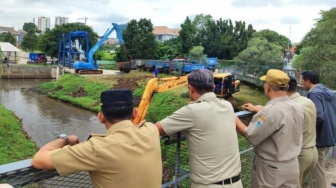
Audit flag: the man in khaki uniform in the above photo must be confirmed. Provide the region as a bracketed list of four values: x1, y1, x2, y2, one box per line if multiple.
[155, 69, 242, 188]
[32, 89, 162, 188]
[287, 76, 318, 187]
[236, 69, 304, 188]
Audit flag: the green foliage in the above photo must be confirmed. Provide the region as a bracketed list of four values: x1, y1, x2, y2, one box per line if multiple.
[0, 104, 37, 164]
[217, 59, 237, 68]
[253, 29, 290, 49]
[37, 74, 111, 112]
[21, 30, 38, 51]
[0, 32, 17, 46]
[234, 37, 284, 76]
[23, 22, 37, 33]
[95, 50, 115, 61]
[36, 23, 99, 57]
[118, 19, 157, 61]
[193, 17, 255, 59]
[188, 46, 207, 63]
[292, 7, 336, 89]
[156, 41, 179, 60]
[146, 91, 189, 122]
[178, 17, 197, 56]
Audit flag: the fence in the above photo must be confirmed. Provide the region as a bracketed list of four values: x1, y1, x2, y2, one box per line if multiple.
[0, 111, 254, 188]
[218, 66, 308, 96]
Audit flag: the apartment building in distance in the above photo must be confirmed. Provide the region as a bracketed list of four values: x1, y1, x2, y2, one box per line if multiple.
[55, 17, 69, 26]
[37, 16, 50, 33]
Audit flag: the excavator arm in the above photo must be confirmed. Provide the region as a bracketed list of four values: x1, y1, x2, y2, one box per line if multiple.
[133, 75, 188, 125]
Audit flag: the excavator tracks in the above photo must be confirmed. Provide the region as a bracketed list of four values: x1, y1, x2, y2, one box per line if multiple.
[77, 70, 104, 75]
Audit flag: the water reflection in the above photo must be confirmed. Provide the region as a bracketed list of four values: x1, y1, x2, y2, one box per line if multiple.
[0, 79, 106, 148]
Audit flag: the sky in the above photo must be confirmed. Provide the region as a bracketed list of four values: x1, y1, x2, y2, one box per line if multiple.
[0, 0, 335, 43]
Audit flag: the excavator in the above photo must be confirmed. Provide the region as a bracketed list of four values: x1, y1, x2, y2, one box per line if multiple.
[73, 23, 125, 74]
[132, 72, 240, 125]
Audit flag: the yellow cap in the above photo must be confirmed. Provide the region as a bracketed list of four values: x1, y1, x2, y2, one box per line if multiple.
[260, 69, 289, 87]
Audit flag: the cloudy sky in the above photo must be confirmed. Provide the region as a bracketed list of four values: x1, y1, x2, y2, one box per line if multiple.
[1, 0, 335, 43]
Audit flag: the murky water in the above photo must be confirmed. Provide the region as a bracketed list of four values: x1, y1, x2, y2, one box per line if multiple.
[0, 79, 106, 148]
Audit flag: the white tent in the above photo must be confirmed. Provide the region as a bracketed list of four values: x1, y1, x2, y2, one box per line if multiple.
[0, 42, 20, 52]
[0, 42, 20, 63]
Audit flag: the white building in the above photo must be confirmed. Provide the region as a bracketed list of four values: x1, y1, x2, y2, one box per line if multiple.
[55, 17, 69, 26]
[37, 17, 50, 33]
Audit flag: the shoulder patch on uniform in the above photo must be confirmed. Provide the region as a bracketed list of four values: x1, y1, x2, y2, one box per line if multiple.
[87, 134, 107, 140]
[256, 115, 266, 127]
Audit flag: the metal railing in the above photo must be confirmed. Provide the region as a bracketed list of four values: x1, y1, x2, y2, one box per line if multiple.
[0, 111, 254, 188]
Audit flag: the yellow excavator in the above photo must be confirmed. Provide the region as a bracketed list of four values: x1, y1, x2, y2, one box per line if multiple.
[132, 72, 240, 125]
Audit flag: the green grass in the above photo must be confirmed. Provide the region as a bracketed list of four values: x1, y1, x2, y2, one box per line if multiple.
[0, 104, 37, 164]
[234, 82, 269, 108]
[37, 74, 111, 112]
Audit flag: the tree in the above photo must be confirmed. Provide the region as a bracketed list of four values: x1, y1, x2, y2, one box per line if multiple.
[21, 30, 38, 51]
[178, 17, 197, 56]
[118, 18, 157, 60]
[188, 46, 207, 64]
[194, 18, 255, 60]
[292, 7, 336, 89]
[36, 23, 99, 58]
[0, 32, 17, 46]
[234, 37, 283, 76]
[156, 40, 179, 60]
[253, 29, 290, 57]
[23, 22, 37, 33]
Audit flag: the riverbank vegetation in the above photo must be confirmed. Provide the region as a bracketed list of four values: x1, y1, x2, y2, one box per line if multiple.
[0, 104, 37, 164]
[37, 72, 268, 122]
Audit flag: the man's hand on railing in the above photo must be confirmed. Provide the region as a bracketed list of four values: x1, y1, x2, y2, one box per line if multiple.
[31, 134, 79, 170]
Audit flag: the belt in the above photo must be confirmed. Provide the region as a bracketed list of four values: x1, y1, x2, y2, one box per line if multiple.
[213, 174, 240, 185]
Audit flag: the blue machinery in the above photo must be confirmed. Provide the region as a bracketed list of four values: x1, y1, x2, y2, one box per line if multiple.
[58, 31, 89, 69]
[58, 23, 124, 74]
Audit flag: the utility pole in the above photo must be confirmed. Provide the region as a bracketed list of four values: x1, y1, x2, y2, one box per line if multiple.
[77, 17, 88, 25]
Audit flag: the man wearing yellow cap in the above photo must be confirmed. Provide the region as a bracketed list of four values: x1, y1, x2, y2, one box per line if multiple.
[235, 69, 304, 188]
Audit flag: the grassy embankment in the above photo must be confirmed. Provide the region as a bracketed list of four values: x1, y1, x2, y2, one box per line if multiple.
[0, 104, 37, 165]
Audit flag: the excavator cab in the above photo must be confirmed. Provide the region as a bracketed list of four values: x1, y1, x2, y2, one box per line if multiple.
[214, 73, 240, 98]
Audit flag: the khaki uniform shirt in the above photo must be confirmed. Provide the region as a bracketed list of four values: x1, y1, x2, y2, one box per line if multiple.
[50, 120, 162, 188]
[246, 96, 304, 161]
[289, 92, 317, 149]
[160, 92, 241, 184]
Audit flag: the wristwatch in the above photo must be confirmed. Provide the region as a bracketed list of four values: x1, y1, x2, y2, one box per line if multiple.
[57, 134, 69, 145]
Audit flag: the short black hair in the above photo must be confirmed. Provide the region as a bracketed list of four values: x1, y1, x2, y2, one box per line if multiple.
[287, 75, 297, 92]
[301, 70, 320, 84]
[100, 89, 133, 122]
[188, 69, 214, 94]
[101, 106, 133, 122]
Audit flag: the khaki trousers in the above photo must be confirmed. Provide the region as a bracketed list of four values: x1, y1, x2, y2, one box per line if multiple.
[298, 146, 318, 188]
[251, 155, 299, 188]
[308, 147, 329, 188]
[191, 180, 243, 188]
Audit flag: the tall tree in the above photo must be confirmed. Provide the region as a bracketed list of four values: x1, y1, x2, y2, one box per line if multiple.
[234, 37, 283, 76]
[36, 23, 98, 58]
[21, 30, 38, 51]
[0, 32, 17, 46]
[178, 17, 197, 56]
[188, 46, 207, 63]
[292, 7, 336, 88]
[23, 22, 37, 33]
[118, 18, 157, 61]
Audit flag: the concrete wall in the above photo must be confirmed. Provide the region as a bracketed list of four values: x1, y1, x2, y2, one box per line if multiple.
[1, 66, 59, 79]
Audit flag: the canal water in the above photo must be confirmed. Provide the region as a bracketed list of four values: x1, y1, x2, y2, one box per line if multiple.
[0, 79, 106, 148]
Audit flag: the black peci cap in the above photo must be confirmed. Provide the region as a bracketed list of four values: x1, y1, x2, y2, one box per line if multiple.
[101, 89, 133, 109]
